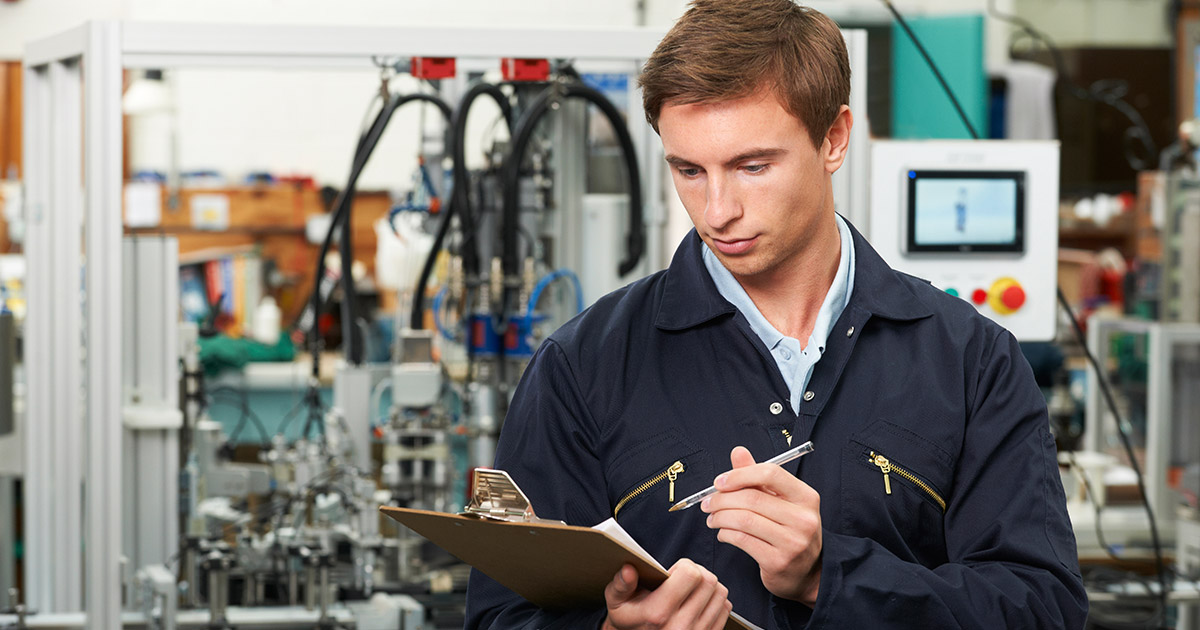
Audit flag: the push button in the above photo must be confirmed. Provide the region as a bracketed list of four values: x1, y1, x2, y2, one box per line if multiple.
[971, 289, 988, 306]
[987, 277, 1026, 315]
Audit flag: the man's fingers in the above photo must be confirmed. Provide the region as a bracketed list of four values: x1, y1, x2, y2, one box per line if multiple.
[695, 577, 732, 630]
[604, 564, 640, 607]
[713, 462, 815, 505]
[667, 560, 723, 629]
[729, 445, 756, 469]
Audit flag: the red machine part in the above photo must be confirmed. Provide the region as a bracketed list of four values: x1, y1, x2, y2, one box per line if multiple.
[501, 58, 550, 82]
[986, 277, 1026, 315]
[410, 57, 456, 80]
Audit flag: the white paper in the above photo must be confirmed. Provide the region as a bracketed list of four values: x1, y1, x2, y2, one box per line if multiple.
[191, 193, 230, 230]
[590, 517, 764, 630]
[592, 518, 666, 571]
[125, 182, 162, 228]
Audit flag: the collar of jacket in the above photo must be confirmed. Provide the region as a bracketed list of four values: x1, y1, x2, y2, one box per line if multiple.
[654, 217, 934, 331]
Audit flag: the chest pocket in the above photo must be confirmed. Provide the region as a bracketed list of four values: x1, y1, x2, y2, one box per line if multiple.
[605, 429, 714, 568]
[840, 420, 954, 566]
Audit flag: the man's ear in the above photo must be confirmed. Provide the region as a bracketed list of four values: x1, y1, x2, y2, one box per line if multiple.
[822, 105, 853, 174]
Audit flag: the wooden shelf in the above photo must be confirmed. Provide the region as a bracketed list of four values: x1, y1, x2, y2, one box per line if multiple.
[123, 184, 396, 323]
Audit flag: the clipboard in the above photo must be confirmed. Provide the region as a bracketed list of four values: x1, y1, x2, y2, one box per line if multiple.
[380, 469, 759, 630]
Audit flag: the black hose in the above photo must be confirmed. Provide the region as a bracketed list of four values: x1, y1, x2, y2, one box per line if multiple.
[410, 82, 514, 330]
[455, 83, 515, 277]
[312, 92, 453, 368]
[501, 81, 644, 282]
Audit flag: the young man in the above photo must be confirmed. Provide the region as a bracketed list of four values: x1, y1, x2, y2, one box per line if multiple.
[465, 1, 1087, 628]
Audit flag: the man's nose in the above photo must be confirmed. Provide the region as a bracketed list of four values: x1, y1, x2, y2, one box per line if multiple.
[704, 176, 741, 230]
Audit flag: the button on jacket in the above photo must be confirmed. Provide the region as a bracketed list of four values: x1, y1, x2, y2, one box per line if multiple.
[465, 221, 1087, 629]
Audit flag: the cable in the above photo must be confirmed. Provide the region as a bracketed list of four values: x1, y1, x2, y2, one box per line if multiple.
[986, 0, 1158, 171]
[310, 91, 453, 366]
[410, 81, 515, 330]
[1059, 288, 1169, 627]
[1064, 450, 1123, 563]
[522, 269, 585, 340]
[501, 80, 645, 282]
[431, 286, 462, 342]
[882, 0, 981, 140]
[207, 398, 271, 446]
[338, 92, 453, 364]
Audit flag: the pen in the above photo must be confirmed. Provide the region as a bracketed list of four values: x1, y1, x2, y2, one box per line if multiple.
[668, 440, 815, 512]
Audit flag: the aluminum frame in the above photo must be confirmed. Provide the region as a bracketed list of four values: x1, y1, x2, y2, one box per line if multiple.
[24, 20, 674, 629]
[1083, 315, 1200, 542]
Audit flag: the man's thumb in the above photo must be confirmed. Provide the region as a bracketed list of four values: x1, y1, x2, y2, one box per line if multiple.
[606, 565, 638, 603]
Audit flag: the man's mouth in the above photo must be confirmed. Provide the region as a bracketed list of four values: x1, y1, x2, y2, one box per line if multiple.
[711, 236, 757, 255]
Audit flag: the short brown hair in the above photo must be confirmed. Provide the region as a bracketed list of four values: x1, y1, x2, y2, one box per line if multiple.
[639, 0, 850, 148]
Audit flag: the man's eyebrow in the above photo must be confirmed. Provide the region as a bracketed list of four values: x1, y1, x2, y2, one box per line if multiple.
[664, 154, 697, 166]
[663, 148, 788, 168]
[723, 148, 787, 167]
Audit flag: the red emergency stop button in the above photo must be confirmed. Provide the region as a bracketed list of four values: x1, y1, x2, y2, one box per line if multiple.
[971, 289, 988, 305]
[987, 277, 1026, 315]
[1001, 285, 1026, 310]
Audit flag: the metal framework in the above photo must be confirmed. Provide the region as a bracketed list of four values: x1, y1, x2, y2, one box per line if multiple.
[22, 21, 667, 629]
[1084, 316, 1200, 538]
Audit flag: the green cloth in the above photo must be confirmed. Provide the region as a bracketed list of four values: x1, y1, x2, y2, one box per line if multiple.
[198, 332, 296, 377]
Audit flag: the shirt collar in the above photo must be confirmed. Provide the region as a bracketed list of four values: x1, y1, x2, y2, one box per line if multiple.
[654, 216, 932, 331]
[700, 215, 854, 352]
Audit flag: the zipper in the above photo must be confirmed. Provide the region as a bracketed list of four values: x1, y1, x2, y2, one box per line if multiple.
[614, 460, 685, 517]
[782, 428, 793, 446]
[869, 450, 946, 512]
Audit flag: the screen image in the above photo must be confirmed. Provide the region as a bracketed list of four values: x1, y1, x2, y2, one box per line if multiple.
[906, 170, 1024, 253]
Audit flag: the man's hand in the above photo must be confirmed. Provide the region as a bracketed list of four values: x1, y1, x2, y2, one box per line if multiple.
[601, 560, 732, 630]
[701, 446, 822, 606]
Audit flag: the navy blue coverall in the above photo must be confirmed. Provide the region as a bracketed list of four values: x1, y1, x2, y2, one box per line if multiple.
[465, 222, 1087, 629]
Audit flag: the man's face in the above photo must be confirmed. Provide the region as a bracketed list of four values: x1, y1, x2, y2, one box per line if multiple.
[658, 92, 843, 283]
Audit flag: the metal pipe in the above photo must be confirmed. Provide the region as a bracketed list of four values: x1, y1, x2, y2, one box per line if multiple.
[318, 559, 331, 623]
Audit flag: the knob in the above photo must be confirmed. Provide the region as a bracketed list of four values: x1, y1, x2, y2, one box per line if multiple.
[987, 278, 1025, 315]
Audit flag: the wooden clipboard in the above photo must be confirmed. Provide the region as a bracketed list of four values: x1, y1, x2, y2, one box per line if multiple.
[381, 467, 759, 630]
[381, 506, 665, 609]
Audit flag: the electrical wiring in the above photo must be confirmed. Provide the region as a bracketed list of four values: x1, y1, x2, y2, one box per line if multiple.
[207, 392, 272, 446]
[410, 81, 515, 330]
[887, 1, 1170, 624]
[500, 79, 645, 282]
[327, 91, 454, 365]
[522, 269, 585, 340]
[986, 0, 1159, 171]
[301, 89, 454, 369]
[1059, 288, 1170, 626]
[881, 0, 982, 140]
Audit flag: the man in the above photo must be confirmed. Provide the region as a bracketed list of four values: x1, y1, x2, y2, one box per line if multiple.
[465, 0, 1087, 628]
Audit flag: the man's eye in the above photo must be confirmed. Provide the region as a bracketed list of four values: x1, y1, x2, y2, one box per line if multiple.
[677, 167, 701, 178]
[744, 164, 769, 174]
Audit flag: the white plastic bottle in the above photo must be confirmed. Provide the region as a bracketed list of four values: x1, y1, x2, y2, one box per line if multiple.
[253, 296, 281, 344]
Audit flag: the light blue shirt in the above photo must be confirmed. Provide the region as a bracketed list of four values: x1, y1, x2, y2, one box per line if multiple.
[702, 214, 856, 414]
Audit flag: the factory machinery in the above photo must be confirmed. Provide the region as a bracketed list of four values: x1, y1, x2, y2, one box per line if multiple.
[140, 64, 645, 630]
[1, 20, 673, 629]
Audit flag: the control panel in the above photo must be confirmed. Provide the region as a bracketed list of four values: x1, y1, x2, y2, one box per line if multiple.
[868, 140, 1059, 341]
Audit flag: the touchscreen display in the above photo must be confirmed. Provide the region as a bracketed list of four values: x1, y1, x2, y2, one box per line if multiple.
[906, 170, 1025, 253]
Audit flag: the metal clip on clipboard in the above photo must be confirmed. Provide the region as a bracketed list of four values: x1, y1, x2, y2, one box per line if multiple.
[460, 468, 565, 524]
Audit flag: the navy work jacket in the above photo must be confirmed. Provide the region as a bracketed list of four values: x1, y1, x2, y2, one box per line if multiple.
[466, 222, 1087, 629]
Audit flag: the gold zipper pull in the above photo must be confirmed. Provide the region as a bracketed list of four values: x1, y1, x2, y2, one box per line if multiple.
[782, 429, 793, 446]
[666, 461, 684, 502]
[870, 452, 892, 495]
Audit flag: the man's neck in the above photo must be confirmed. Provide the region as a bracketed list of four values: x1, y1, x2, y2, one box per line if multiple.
[736, 216, 842, 343]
